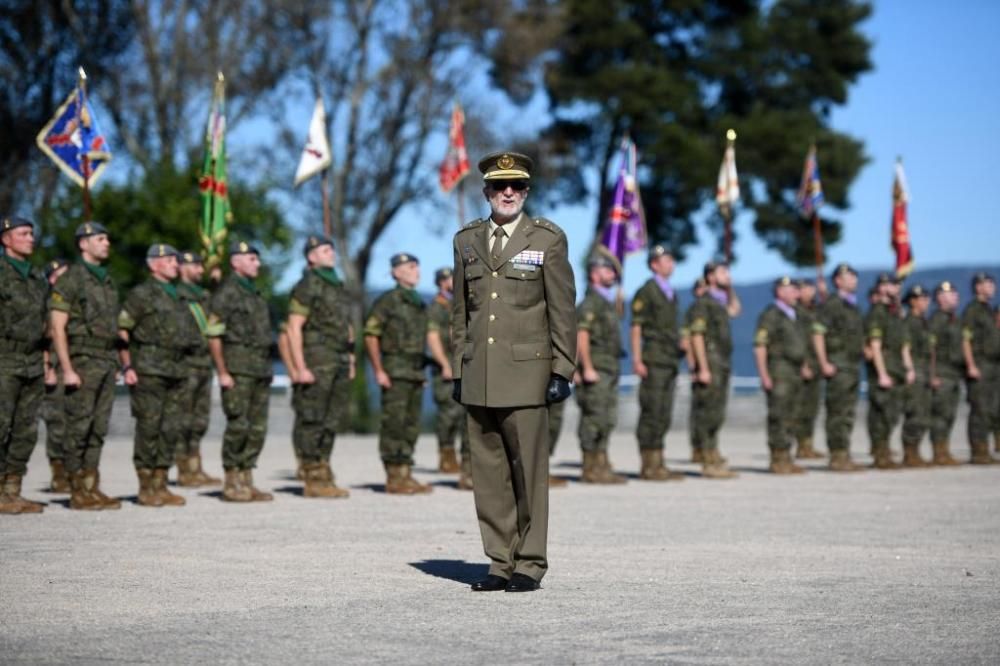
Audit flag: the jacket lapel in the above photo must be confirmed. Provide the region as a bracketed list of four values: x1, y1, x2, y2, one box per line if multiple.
[496, 215, 531, 268]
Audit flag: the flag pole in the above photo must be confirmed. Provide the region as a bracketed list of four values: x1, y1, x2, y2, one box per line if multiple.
[456, 178, 466, 227]
[78, 67, 91, 221]
[321, 169, 332, 238]
[723, 129, 736, 264]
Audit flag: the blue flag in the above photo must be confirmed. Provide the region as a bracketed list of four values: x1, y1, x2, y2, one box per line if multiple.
[35, 82, 112, 188]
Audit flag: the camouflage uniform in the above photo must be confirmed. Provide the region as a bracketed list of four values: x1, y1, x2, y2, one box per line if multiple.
[631, 277, 680, 451]
[176, 280, 214, 460]
[682, 302, 700, 456]
[929, 307, 964, 447]
[813, 292, 865, 453]
[41, 378, 66, 467]
[427, 293, 469, 458]
[547, 400, 565, 455]
[794, 301, 822, 448]
[754, 301, 806, 455]
[288, 267, 353, 464]
[865, 302, 908, 452]
[689, 294, 732, 455]
[575, 288, 620, 453]
[208, 273, 273, 471]
[962, 299, 1000, 452]
[901, 308, 932, 451]
[364, 285, 428, 466]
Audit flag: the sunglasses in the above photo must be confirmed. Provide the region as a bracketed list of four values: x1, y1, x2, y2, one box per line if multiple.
[488, 180, 529, 192]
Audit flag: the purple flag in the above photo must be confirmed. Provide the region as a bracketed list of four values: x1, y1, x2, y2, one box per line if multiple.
[599, 138, 647, 268]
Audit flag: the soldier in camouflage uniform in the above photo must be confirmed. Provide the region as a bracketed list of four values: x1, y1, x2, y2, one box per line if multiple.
[175, 251, 221, 487]
[813, 263, 865, 472]
[961, 272, 1000, 464]
[286, 235, 353, 499]
[689, 261, 740, 479]
[41, 259, 71, 493]
[0, 216, 47, 514]
[865, 273, 910, 469]
[575, 251, 625, 484]
[793, 279, 824, 460]
[364, 252, 432, 494]
[426, 267, 470, 485]
[545, 401, 568, 487]
[630, 244, 684, 481]
[927, 281, 963, 465]
[207, 240, 275, 502]
[682, 277, 708, 463]
[49, 222, 122, 510]
[118, 244, 202, 507]
[900, 284, 933, 467]
[753, 277, 809, 475]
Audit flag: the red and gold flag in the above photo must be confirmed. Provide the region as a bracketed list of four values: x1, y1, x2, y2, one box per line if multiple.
[891, 159, 914, 278]
[439, 103, 469, 193]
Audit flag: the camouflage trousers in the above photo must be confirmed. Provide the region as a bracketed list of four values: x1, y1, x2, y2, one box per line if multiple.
[41, 380, 66, 461]
[966, 362, 999, 446]
[379, 378, 423, 465]
[177, 366, 213, 457]
[691, 363, 730, 452]
[292, 362, 352, 463]
[794, 374, 822, 441]
[130, 373, 187, 469]
[547, 400, 565, 456]
[0, 371, 43, 476]
[64, 355, 118, 474]
[901, 375, 932, 446]
[867, 380, 903, 447]
[432, 374, 469, 457]
[221, 375, 271, 470]
[636, 364, 678, 450]
[823, 365, 859, 452]
[766, 368, 801, 451]
[576, 370, 619, 453]
[930, 376, 962, 444]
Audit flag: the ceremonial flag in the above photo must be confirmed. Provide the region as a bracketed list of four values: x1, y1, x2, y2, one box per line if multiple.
[715, 135, 739, 213]
[891, 159, 914, 278]
[199, 74, 231, 270]
[439, 103, 470, 193]
[35, 72, 112, 188]
[294, 97, 332, 187]
[599, 137, 647, 270]
[796, 146, 824, 219]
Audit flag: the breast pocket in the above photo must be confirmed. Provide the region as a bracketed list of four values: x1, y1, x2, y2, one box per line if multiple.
[503, 263, 543, 308]
[464, 264, 485, 310]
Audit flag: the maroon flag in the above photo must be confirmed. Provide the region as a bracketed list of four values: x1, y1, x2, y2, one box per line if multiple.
[439, 103, 470, 193]
[892, 160, 914, 278]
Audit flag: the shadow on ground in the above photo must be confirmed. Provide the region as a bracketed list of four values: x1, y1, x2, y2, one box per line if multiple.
[409, 559, 488, 585]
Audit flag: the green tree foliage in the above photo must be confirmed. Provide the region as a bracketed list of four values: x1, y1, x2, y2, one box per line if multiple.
[504, 0, 872, 266]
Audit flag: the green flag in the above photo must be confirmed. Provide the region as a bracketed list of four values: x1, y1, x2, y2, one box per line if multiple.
[199, 73, 231, 270]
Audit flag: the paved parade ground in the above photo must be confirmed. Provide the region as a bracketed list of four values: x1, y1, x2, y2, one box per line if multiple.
[2, 393, 999, 665]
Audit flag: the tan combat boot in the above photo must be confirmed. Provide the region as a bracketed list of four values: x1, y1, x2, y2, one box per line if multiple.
[175, 455, 199, 487]
[702, 448, 738, 479]
[136, 469, 163, 507]
[829, 449, 863, 472]
[639, 449, 683, 481]
[969, 441, 998, 465]
[901, 442, 930, 468]
[241, 469, 274, 501]
[222, 468, 252, 502]
[321, 462, 350, 498]
[458, 457, 475, 490]
[690, 447, 705, 464]
[69, 470, 103, 510]
[3, 475, 43, 514]
[153, 468, 186, 506]
[595, 451, 627, 484]
[871, 443, 901, 470]
[400, 465, 433, 494]
[769, 449, 806, 475]
[438, 447, 461, 473]
[580, 451, 600, 483]
[795, 437, 825, 460]
[0, 488, 22, 514]
[385, 463, 417, 494]
[49, 459, 71, 493]
[193, 453, 221, 486]
[931, 441, 960, 466]
[85, 469, 122, 510]
[303, 462, 349, 499]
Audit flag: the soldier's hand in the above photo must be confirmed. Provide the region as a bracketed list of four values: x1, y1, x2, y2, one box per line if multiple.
[452, 379, 462, 403]
[967, 365, 981, 380]
[299, 368, 316, 385]
[63, 368, 82, 390]
[877, 373, 893, 389]
[930, 376, 942, 389]
[905, 368, 916, 385]
[441, 365, 453, 381]
[821, 362, 837, 378]
[44, 366, 58, 387]
[219, 371, 235, 390]
[546, 375, 572, 404]
[348, 360, 356, 381]
[376, 369, 392, 389]
[800, 364, 814, 381]
[760, 374, 773, 392]
[582, 367, 600, 384]
[696, 368, 711, 385]
[123, 368, 138, 386]
[633, 360, 648, 379]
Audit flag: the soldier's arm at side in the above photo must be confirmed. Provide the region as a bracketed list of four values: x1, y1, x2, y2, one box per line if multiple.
[49, 310, 78, 387]
[726, 287, 742, 318]
[286, 313, 311, 383]
[901, 343, 915, 385]
[629, 324, 646, 377]
[542, 230, 577, 380]
[427, 329, 452, 380]
[577, 328, 597, 383]
[753, 315, 771, 390]
[450, 236, 467, 380]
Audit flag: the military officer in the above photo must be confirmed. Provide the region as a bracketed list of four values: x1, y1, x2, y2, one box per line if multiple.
[576, 249, 626, 484]
[426, 266, 471, 486]
[961, 272, 1000, 464]
[452, 151, 576, 592]
[41, 259, 71, 493]
[812, 263, 865, 471]
[49, 221, 122, 510]
[364, 252, 431, 494]
[682, 277, 708, 462]
[118, 244, 202, 507]
[865, 273, 909, 469]
[927, 281, 963, 465]
[0, 216, 47, 514]
[900, 284, 933, 467]
[630, 244, 684, 481]
[175, 251, 221, 487]
[207, 240, 275, 502]
[287, 235, 353, 499]
[753, 276, 809, 474]
[688, 260, 740, 479]
[793, 279, 824, 460]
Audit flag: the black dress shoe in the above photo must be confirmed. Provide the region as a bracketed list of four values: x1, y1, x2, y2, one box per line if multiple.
[471, 575, 508, 592]
[505, 573, 540, 592]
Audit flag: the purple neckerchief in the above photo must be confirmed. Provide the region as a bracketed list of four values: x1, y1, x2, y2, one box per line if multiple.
[775, 299, 796, 320]
[593, 285, 617, 304]
[838, 290, 857, 306]
[439, 291, 453, 302]
[708, 287, 729, 306]
[654, 275, 674, 300]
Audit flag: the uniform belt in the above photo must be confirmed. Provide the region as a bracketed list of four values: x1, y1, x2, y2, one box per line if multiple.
[69, 336, 117, 351]
[303, 332, 352, 352]
[134, 342, 193, 362]
[0, 339, 42, 353]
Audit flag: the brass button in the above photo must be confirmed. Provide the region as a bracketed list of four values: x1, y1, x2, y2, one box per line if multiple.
[492, 271, 498, 277]
[535, 352, 541, 358]
[489, 314, 496, 321]
[520, 273, 526, 278]
[488, 337, 495, 344]
[491, 292, 498, 299]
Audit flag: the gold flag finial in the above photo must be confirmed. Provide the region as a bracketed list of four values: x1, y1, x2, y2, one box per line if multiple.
[78, 67, 87, 82]
[726, 128, 737, 142]
[217, 71, 224, 82]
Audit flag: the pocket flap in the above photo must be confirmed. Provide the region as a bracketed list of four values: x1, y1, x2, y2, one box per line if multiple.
[505, 264, 541, 280]
[512, 342, 552, 361]
[464, 264, 485, 280]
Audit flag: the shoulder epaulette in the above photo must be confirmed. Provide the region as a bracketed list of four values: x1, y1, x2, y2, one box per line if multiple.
[532, 217, 562, 234]
[461, 218, 484, 230]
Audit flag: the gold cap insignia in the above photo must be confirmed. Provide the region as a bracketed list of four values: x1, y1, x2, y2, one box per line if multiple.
[85, 223, 92, 234]
[240, 242, 248, 253]
[497, 154, 515, 170]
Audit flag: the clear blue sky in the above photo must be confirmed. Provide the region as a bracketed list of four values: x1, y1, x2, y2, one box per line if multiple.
[292, 1, 1000, 295]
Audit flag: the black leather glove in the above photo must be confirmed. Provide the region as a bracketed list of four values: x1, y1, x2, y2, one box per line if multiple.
[545, 374, 572, 404]
[452, 379, 462, 403]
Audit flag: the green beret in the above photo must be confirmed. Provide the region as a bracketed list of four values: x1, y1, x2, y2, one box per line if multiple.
[647, 244, 673, 262]
[229, 239, 260, 256]
[75, 221, 109, 239]
[146, 243, 179, 259]
[391, 252, 418, 267]
[303, 235, 333, 257]
[905, 284, 928, 301]
[434, 267, 453, 284]
[831, 263, 857, 279]
[44, 258, 68, 279]
[1, 215, 33, 233]
[178, 251, 203, 265]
